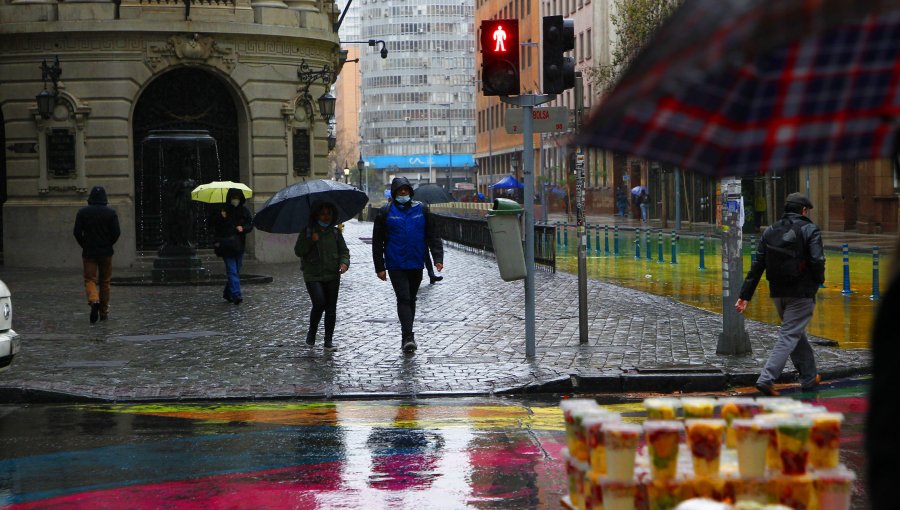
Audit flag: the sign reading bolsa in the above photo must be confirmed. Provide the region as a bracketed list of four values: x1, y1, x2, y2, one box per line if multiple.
[505, 107, 569, 134]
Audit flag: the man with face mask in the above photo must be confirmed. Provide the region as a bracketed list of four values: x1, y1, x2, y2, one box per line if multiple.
[372, 177, 444, 354]
[211, 188, 253, 305]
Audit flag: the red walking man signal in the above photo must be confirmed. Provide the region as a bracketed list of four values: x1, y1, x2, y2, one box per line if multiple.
[481, 19, 519, 97]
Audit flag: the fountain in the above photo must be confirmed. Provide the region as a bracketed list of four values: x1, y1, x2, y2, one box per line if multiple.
[113, 130, 271, 286]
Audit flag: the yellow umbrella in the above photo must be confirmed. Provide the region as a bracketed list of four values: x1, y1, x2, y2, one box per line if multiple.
[190, 181, 253, 204]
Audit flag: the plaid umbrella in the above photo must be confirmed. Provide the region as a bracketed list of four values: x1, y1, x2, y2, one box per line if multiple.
[573, 0, 900, 176]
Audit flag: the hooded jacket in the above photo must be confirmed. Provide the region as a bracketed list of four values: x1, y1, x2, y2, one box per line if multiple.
[372, 177, 443, 273]
[211, 188, 254, 255]
[739, 212, 826, 300]
[73, 186, 121, 258]
[294, 202, 350, 282]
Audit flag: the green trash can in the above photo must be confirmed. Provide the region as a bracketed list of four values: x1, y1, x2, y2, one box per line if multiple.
[487, 198, 526, 282]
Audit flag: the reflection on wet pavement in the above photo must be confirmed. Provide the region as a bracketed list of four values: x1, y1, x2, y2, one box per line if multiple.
[558, 234, 891, 348]
[0, 380, 869, 509]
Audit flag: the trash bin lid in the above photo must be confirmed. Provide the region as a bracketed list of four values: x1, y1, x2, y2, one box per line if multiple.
[488, 197, 524, 215]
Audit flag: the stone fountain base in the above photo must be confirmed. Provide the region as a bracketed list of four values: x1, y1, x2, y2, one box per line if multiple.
[151, 245, 208, 283]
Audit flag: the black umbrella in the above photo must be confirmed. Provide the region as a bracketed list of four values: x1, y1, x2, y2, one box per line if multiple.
[253, 179, 369, 233]
[413, 184, 455, 205]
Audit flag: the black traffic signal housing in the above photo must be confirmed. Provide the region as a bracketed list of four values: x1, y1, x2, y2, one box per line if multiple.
[542, 15, 575, 94]
[480, 19, 520, 96]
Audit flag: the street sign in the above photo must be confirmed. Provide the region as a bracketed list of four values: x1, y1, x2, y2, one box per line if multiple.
[505, 107, 568, 134]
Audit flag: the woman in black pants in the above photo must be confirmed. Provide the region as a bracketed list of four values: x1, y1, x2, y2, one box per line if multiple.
[294, 203, 349, 351]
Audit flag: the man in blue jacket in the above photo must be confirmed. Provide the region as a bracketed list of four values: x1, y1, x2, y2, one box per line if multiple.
[372, 177, 444, 354]
[73, 186, 121, 323]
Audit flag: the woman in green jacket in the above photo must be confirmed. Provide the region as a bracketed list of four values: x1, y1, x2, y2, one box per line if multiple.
[295, 202, 349, 351]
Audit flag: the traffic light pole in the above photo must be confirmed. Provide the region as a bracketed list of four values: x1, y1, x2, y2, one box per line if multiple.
[501, 93, 555, 358]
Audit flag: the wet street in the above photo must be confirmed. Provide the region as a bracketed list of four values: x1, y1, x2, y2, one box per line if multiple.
[0, 379, 870, 509]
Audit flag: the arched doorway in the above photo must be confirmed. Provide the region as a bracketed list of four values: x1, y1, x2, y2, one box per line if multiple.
[132, 67, 240, 252]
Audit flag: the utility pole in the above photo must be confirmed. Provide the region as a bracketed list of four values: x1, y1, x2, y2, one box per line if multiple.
[717, 177, 751, 354]
[574, 72, 588, 344]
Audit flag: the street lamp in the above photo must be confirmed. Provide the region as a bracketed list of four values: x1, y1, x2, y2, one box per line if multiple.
[296, 59, 336, 122]
[36, 56, 61, 119]
[343, 165, 350, 184]
[357, 154, 364, 189]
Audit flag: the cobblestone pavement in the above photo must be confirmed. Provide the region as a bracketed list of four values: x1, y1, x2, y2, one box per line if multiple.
[0, 220, 871, 402]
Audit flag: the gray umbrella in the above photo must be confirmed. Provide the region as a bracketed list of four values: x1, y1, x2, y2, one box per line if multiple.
[253, 179, 368, 233]
[412, 184, 455, 205]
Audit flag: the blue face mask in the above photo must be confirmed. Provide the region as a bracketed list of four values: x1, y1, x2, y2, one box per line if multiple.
[317, 220, 330, 228]
[395, 195, 411, 204]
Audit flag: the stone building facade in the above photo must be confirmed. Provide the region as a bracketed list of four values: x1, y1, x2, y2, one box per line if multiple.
[0, 0, 343, 267]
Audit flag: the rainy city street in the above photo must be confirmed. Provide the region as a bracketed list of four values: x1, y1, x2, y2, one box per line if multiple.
[0, 379, 870, 510]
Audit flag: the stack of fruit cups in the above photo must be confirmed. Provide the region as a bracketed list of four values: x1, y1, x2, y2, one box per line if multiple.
[814, 467, 856, 510]
[583, 412, 623, 510]
[685, 419, 726, 478]
[682, 398, 716, 419]
[645, 420, 686, 510]
[562, 399, 601, 464]
[720, 397, 762, 448]
[600, 422, 643, 510]
[807, 412, 843, 470]
[562, 447, 590, 510]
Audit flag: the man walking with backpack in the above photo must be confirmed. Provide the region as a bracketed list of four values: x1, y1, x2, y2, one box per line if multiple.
[735, 192, 825, 396]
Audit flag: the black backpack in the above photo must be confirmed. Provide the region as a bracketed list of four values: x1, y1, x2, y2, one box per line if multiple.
[764, 219, 807, 283]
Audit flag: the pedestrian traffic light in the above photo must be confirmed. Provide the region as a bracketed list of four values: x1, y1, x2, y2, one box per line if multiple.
[480, 19, 520, 97]
[542, 15, 575, 95]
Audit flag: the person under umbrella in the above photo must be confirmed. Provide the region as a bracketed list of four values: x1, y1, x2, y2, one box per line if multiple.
[372, 177, 444, 354]
[294, 202, 349, 352]
[210, 188, 253, 305]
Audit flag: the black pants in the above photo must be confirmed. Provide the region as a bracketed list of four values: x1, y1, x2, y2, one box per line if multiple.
[305, 279, 340, 341]
[388, 269, 423, 339]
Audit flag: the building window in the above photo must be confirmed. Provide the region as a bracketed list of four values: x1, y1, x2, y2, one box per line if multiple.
[586, 28, 592, 59]
[578, 32, 584, 62]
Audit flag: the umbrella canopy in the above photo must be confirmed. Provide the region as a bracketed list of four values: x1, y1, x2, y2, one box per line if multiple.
[489, 175, 524, 189]
[630, 185, 647, 197]
[190, 181, 252, 204]
[573, 0, 900, 176]
[413, 183, 455, 205]
[253, 180, 369, 234]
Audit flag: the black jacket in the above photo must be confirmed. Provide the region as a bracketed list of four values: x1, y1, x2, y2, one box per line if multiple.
[73, 186, 121, 258]
[739, 212, 825, 300]
[210, 188, 254, 255]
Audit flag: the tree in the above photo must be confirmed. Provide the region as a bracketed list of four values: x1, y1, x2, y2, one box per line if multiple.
[586, 0, 682, 93]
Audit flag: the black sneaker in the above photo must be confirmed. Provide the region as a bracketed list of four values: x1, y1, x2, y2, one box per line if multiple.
[402, 339, 417, 354]
[429, 276, 443, 284]
[232, 297, 243, 305]
[324, 339, 336, 352]
[89, 302, 100, 324]
[222, 289, 233, 303]
[306, 331, 316, 346]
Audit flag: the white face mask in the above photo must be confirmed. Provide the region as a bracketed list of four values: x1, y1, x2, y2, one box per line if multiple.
[230, 199, 240, 207]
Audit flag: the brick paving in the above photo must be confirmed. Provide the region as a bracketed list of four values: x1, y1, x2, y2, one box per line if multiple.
[0, 219, 871, 402]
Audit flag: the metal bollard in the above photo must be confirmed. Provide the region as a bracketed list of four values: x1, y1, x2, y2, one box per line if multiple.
[699, 233, 706, 270]
[671, 232, 678, 264]
[750, 236, 757, 263]
[586, 224, 592, 253]
[658, 229, 664, 263]
[872, 246, 880, 301]
[614, 225, 619, 256]
[556, 221, 561, 246]
[841, 243, 852, 295]
[603, 225, 609, 255]
[646, 228, 653, 261]
[564, 223, 569, 249]
[635, 234, 641, 259]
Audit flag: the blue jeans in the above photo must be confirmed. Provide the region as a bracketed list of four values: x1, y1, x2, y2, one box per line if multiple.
[223, 254, 244, 299]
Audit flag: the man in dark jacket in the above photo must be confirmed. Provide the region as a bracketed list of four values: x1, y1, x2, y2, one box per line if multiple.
[372, 177, 444, 354]
[73, 186, 121, 323]
[735, 192, 825, 396]
[211, 188, 253, 305]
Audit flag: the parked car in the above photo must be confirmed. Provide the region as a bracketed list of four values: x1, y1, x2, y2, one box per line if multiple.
[0, 280, 19, 372]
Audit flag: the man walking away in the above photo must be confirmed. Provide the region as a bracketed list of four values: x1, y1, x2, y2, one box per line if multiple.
[734, 192, 825, 396]
[372, 177, 444, 354]
[73, 185, 121, 323]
